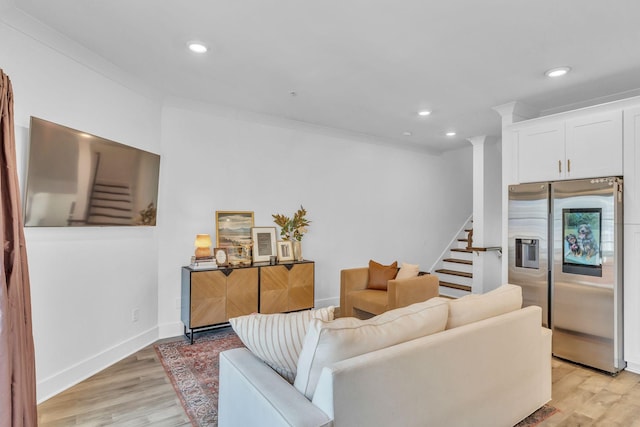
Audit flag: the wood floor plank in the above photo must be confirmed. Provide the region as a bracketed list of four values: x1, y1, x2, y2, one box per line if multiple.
[38, 337, 640, 427]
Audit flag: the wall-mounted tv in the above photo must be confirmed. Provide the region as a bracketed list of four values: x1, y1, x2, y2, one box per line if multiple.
[24, 117, 160, 227]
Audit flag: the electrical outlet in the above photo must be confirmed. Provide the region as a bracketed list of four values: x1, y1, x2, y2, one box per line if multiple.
[132, 308, 140, 322]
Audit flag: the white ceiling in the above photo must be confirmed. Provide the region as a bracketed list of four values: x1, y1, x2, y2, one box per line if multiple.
[7, 0, 640, 152]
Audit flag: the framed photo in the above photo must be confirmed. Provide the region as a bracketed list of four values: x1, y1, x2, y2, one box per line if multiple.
[251, 227, 277, 263]
[277, 240, 294, 262]
[213, 247, 229, 267]
[216, 211, 254, 264]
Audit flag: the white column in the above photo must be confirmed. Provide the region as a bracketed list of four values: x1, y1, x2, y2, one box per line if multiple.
[468, 135, 502, 293]
[493, 101, 540, 283]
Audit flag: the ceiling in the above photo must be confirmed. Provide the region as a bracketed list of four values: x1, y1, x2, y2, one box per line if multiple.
[7, 0, 640, 152]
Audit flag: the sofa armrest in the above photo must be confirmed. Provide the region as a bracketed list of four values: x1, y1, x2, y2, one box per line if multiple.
[340, 268, 369, 317]
[387, 274, 439, 309]
[219, 348, 332, 427]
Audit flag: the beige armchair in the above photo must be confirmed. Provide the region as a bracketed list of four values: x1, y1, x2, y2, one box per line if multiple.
[339, 267, 440, 319]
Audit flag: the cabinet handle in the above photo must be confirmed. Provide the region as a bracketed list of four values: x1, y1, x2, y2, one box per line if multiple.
[558, 160, 562, 173]
[567, 159, 571, 173]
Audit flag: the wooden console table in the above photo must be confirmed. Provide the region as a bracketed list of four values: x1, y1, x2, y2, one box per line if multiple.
[181, 260, 314, 343]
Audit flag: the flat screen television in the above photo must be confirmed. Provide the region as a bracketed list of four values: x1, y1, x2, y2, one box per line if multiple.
[562, 207, 602, 277]
[24, 117, 160, 227]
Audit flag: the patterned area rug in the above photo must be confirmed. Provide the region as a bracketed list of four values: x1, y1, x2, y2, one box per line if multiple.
[155, 328, 557, 427]
[516, 404, 559, 426]
[155, 328, 244, 426]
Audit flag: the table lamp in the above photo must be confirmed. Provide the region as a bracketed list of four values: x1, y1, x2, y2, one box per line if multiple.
[194, 234, 212, 259]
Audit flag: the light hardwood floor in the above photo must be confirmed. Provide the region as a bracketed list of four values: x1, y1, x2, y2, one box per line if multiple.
[38, 334, 640, 426]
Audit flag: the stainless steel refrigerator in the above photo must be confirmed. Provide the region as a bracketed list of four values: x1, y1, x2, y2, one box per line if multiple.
[508, 177, 625, 374]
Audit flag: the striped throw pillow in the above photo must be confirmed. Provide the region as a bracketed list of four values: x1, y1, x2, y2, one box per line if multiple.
[228, 306, 335, 383]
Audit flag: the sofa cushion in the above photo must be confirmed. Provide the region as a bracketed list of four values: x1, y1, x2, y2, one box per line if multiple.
[229, 306, 335, 383]
[367, 260, 398, 290]
[349, 289, 388, 315]
[446, 284, 522, 329]
[294, 297, 449, 399]
[395, 262, 420, 280]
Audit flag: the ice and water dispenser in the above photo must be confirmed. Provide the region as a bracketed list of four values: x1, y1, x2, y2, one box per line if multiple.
[515, 238, 539, 269]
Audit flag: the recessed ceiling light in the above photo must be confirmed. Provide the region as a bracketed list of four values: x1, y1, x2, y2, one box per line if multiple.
[402, 131, 413, 136]
[188, 42, 208, 53]
[446, 131, 456, 137]
[418, 110, 431, 117]
[545, 66, 571, 78]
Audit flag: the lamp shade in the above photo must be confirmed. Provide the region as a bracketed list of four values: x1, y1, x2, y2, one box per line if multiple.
[194, 234, 213, 259]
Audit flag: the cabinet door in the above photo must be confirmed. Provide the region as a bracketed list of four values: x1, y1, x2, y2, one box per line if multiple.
[190, 270, 226, 327]
[260, 265, 289, 314]
[566, 110, 622, 179]
[517, 121, 565, 183]
[624, 106, 640, 224]
[226, 268, 258, 319]
[288, 263, 314, 311]
[624, 225, 640, 368]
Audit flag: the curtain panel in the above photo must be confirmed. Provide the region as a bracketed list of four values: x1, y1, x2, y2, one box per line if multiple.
[0, 69, 37, 427]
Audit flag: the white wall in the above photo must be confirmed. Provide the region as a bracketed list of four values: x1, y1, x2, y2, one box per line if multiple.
[0, 18, 162, 402]
[1, 8, 473, 403]
[157, 99, 473, 335]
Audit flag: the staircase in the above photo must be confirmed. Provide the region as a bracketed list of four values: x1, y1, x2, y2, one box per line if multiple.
[86, 181, 135, 225]
[432, 217, 474, 298]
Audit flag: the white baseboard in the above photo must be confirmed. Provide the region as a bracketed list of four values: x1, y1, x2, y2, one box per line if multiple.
[625, 360, 640, 374]
[315, 296, 339, 308]
[37, 326, 158, 403]
[158, 321, 184, 340]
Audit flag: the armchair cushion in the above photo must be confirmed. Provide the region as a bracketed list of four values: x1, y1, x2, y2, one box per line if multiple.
[395, 262, 420, 280]
[366, 260, 398, 290]
[348, 289, 388, 315]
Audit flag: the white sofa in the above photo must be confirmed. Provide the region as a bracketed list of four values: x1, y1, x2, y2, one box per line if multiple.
[219, 285, 552, 427]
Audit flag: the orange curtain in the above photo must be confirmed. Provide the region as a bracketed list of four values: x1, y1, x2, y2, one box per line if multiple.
[0, 69, 37, 426]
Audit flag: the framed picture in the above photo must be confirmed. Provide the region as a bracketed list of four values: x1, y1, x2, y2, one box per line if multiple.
[277, 240, 294, 262]
[213, 247, 228, 267]
[251, 227, 277, 263]
[216, 211, 254, 264]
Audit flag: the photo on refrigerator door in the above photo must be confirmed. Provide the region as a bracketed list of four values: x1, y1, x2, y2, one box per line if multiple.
[562, 208, 602, 269]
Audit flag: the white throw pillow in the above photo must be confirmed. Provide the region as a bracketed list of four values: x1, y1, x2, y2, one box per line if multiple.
[229, 306, 335, 383]
[446, 284, 522, 329]
[395, 262, 420, 280]
[294, 297, 449, 400]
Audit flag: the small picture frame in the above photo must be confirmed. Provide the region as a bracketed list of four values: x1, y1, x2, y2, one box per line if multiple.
[213, 247, 229, 267]
[277, 240, 294, 262]
[251, 227, 277, 263]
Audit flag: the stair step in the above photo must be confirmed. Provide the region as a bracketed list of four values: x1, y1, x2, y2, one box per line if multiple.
[464, 228, 472, 232]
[451, 248, 473, 253]
[443, 258, 472, 265]
[439, 281, 472, 292]
[435, 269, 472, 278]
[457, 238, 469, 243]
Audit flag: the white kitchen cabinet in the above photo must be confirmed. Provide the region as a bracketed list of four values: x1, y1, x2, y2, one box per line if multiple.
[565, 110, 622, 180]
[514, 110, 622, 184]
[624, 224, 640, 372]
[516, 120, 565, 183]
[624, 106, 640, 224]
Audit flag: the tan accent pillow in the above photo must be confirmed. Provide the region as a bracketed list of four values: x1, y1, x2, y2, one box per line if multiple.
[228, 306, 335, 383]
[446, 284, 522, 329]
[293, 297, 449, 400]
[395, 262, 420, 280]
[367, 260, 398, 290]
